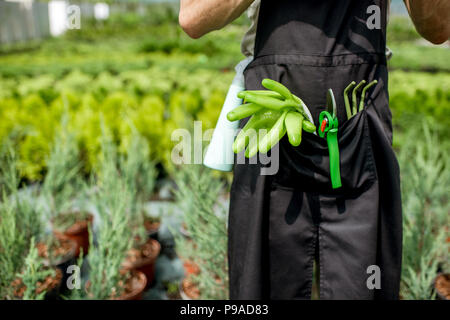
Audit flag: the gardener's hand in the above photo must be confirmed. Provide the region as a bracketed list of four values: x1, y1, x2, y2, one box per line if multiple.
[227, 79, 316, 158]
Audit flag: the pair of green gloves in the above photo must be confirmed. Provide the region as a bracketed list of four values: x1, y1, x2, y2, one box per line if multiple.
[227, 79, 316, 158]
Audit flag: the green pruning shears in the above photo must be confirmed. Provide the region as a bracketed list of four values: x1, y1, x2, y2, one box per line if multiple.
[319, 89, 342, 189]
[227, 79, 316, 158]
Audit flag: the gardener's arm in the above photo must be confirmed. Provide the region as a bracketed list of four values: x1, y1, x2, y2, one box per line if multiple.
[179, 0, 254, 39]
[404, 0, 450, 44]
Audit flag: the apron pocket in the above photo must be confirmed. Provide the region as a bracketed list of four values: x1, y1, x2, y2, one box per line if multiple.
[273, 109, 377, 195]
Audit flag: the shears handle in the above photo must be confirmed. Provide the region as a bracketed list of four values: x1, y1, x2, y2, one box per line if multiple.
[326, 128, 342, 189]
[318, 111, 342, 189]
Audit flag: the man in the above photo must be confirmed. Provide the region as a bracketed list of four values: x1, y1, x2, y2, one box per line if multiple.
[179, 0, 449, 300]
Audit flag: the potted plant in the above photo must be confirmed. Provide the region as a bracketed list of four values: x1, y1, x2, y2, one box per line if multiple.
[399, 125, 449, 300]
[120, 127, 161, 285]
[85, 128, 147, 300]
[0, 144, 45, 299]
[174, 164, 229, 300]
[52, 211, 93, 256]
[122, 234, 161, 287]
[36, 235, 77, 294]
[12, 238, 62, 300]
[41, 115, 93, 257]
[179, 249, 201, 300]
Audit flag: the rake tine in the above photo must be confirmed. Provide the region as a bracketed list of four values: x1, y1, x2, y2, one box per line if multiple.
[358, 80, 378, 112]
[352, 80, 366, 116]
[343, 81, 356, 120]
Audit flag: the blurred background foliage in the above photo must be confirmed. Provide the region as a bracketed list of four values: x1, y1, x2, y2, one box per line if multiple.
[0, 3, 448, 181]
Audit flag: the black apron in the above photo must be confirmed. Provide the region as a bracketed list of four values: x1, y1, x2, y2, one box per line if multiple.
[228, 0, 402, 300]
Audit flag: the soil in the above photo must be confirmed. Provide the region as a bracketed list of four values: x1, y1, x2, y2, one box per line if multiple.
[36, 237, 76, 265]
[435, 274, 450, 300]
[12, 268, 62, 299]
[123, 238, 160, 269]
[181, 277, 200, 300]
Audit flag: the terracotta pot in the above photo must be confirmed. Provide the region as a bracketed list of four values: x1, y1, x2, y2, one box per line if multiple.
[86, 271, 147, 300]
[53, 213, 93, 257]
[179, 277, 200, 300]
[115, 271, 147, 300]
[434, 273, 450, 300]
[122, 238, 161, 287]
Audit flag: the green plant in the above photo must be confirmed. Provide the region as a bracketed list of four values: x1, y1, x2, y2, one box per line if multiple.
[174, 164, 229, 299]
[86, 125, 133, 300]
[41, 112, 85, 230]
[399, 122, 449, 300]
[119, 124, 158, 244]
[17, 237, 56, 300]
[0, 143, 42, 299]
[0, 199, 28, 299]
[387, 16, 421, 43]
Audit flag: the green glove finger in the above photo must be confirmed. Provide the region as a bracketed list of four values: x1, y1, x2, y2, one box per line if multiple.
[258, 110, 288, 154]
[262, 79, 293, 101]
[233, 115, 262, 153]
[291, 94, 315, 124]
[238, 90, 283, 100]
[245, 130, 267, 158]
[285, 111, 303, 147]
[227, 103, 263, 121]
[302, 120, 316, 133]
[232, 111, 281, 154]
[245, 92, 297, 111]
[233, 128, 251, 154]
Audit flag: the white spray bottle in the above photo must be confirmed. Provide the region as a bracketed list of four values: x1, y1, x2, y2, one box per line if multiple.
[203, 57, 253, 171]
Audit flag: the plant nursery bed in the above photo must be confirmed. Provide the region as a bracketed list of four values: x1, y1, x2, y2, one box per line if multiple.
[435, 273, 450, 300]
